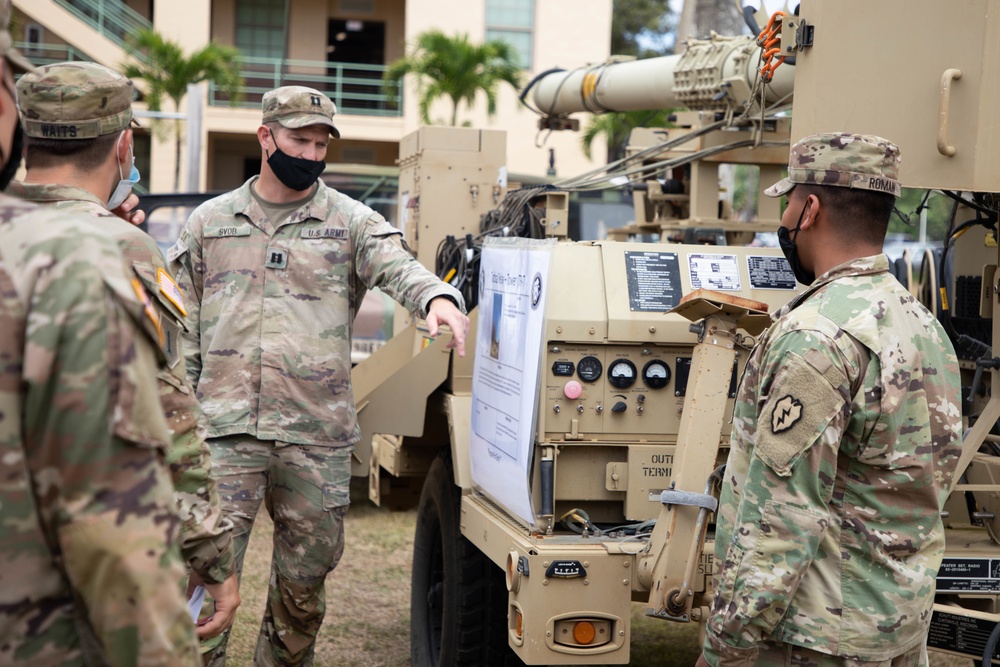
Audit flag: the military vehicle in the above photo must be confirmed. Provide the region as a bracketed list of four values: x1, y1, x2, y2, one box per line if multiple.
[351, 0, 1000, 664]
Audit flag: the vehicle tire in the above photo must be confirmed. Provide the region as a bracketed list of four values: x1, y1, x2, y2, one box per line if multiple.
[411, 453, 523, 667]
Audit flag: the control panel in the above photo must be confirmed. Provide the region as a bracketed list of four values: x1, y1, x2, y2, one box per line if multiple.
[540, 343, 734, 442]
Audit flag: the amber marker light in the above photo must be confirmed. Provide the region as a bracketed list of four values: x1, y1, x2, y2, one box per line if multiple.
[573, 620, 596, 645]
[514, 609, 524, 640]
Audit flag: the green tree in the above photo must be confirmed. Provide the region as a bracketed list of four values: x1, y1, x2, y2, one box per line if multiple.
[581, 109, 674, 162]
[677, 0, 746, 46]
[123, 28, 243, 192]
[581, 1, 677, 162]
[384, 30, 522, 126]
[612, 0, 676, 58]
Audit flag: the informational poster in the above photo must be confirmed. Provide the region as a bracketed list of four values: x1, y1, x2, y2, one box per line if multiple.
[471, 237, 553, 526]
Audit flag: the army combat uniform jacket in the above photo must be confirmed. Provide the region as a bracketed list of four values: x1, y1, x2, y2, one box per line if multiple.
[170, 177, 464, 446]
[704, 255, 962, 666]
[8, 181, 235, 585]
[0, 195, 200, 665]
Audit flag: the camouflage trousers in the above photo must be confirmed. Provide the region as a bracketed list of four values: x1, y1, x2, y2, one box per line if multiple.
[753, 641, 927, 667]
[199, 435, 351, 667]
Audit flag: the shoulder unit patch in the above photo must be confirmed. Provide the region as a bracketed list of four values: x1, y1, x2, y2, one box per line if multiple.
[771, 395, 803, 433]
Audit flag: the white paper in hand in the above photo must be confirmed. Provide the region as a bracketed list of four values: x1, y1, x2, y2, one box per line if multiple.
[187, 584, 206, 622]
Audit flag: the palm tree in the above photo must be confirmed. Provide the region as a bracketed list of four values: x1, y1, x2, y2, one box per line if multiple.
[384, 31, 522, 126]
[581, 109, 674, 162]
[123, 29, 243, 192]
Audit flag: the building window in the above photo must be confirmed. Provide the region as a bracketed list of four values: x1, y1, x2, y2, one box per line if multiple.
[486, 0, 534, 69]
[235, 0, 287, 60]
[24, 23, 44, 55]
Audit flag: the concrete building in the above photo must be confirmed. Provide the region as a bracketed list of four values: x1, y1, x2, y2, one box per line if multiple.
[13, 0, 612, 200]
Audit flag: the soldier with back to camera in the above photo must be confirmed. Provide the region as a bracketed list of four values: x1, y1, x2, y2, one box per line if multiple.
[697, 133, 963, 667]
[0, 3, 203, 663]
[170, 85, 469, 665]
[9, 61, 241, 640]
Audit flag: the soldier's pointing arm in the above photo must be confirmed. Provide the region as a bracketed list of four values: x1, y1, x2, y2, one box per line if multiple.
[352, 210, 465, 318]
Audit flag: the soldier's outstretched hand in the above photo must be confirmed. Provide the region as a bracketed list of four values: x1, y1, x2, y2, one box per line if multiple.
[427, 297, 470, 357]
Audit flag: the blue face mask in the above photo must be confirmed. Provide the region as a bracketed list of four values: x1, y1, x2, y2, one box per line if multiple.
[107, 133, 141, 209]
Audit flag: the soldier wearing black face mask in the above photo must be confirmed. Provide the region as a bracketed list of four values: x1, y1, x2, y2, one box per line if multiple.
[168, 85, 470, 667]
[697, 134, 962, 667]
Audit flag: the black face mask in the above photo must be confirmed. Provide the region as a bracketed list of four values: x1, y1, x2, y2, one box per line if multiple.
[778, 200, 815, 285]
[266, 129, 325, 191]
[0, 121, 24, 190]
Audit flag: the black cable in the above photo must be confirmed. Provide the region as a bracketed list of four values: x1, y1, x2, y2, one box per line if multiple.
[742, 5, 761, 35]
[937, 199, 963, 342]
[518, 67, 565, 117]
[983, 618, 1000, 667]
[943, 190, 1000, 218]
[938, 207, 996, 367]
[892, 189, 931, 227]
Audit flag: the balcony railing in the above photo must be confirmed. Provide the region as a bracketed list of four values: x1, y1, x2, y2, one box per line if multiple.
[15, 41, 92, 66]
[209, 56, 404, 118]
[53, 0, 152, 50]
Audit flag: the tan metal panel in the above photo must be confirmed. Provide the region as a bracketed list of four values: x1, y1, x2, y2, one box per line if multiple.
[791, 0, 1000, 191]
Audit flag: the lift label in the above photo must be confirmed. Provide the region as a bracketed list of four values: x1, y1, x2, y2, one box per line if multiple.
[747, 255, 796, 290]
[688, 253, 740, 291]
[927, 610, 1000, 660]
[625, 251, 682, 312]
[936, 557, 1000, 592]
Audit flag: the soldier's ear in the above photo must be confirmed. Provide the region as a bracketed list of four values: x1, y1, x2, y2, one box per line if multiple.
[799, 193, 821, 230]
[257, 125, 272, 151]
[117, 129, 133, 162]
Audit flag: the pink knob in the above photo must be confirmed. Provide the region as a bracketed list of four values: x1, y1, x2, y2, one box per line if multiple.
[564, 381, 583, 400]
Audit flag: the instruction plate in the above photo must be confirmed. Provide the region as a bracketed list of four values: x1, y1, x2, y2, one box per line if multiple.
[625, 251, 682, 312]
[747, 255, 796, 290]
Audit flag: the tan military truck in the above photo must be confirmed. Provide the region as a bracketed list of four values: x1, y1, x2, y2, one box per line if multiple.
[352, 0, 1000, 664]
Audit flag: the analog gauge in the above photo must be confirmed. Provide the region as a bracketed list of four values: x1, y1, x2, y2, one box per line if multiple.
[608, 359, 637, 389]
[642, 360, 671, 389]
[577, 356, 603, 383]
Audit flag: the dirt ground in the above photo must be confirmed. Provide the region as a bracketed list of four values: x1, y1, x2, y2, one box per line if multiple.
[222, 479, 970, 667]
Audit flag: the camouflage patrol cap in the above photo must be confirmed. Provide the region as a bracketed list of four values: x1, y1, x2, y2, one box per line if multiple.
[16, 62, 140, 140]
[262, 86, 341, 139]
[764, 132, 902, 199]
[0, 0, 35, 74]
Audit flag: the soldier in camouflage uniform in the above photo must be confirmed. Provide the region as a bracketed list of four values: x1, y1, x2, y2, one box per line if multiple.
[169, 85, 469, 666]
[9, 61, 241, 639]
[0, 6, 202, 664]
[698, 133, 963, 667]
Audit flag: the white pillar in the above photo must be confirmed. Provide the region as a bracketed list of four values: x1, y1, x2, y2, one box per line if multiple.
[149, 0, 211, 193]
